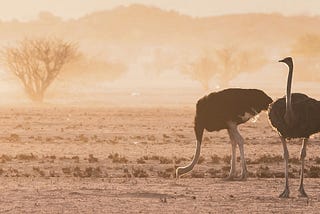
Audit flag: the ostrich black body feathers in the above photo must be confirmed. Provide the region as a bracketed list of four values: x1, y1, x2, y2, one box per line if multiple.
[195, 88, 273, 132]
[269, 93, 320, 139]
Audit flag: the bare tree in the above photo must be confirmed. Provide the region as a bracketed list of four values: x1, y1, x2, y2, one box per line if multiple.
[215, 47, 267, 87]
[292, 34, 320, 57]
[1, 38, 77, 102]
[291, 34, 320, 81]
[181, 47, 266, 90]
[181, 55, 217, 90]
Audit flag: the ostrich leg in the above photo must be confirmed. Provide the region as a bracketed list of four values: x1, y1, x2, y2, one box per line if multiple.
[225, 128, 237, 180]
[279, 137, 290, 198]
[298, 138, 308, 197]
[228, 122, 247, 180]
[236, 131, 247, 180]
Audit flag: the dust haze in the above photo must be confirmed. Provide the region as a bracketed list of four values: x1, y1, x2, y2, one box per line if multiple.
[1, 3, 320, 213]
[0, 5, 320, 106]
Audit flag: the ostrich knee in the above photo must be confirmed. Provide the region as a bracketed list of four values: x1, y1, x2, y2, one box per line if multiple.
[300, 145, 306, 160]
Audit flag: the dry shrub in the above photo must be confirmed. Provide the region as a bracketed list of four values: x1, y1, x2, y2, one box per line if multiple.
[177, 134, 185, 138]
[108, 153, 128, 163]
[255, 154, 283, 164]
[16, 153, 37, 161]
[147, 135, 156, 141]
[163, 134, 170, 139]
[8, 168, 20, 177]
[210, 155, 220, 164]
[84, 167, 102, 177]
[62, 167, 72, 175]
[150, 155, 160, 160]
[132, 167, 148, 178]
[0, 154, 12, 163]
[315, 157, 320, 164]
[197, 156, 205, 164]
[223, 155, 231, 164]
[123, 168, 131, 178]
[76, 134, 89, 143]
[72, 156, 80, 163]
[289, 157, 300, 164]
[73, 167, 102, 177]
[207, 168, 221, 178]
[221, 165, 230, 172]
[49, 170, 59, 177]
[159, 157, 173, 164]
[47, 155, 56, 160]
[136, 157, 146, 164]
[33, 167, 45, 177]
[143, 156, 149, 160]
[256, 166, 273, 178]
[73, 167, 82, 177]
[173, 156, 187, 164]
[158, 170, 172, 178]
[88, 154, 98, 163]
[191, 171, 205, 178]
[307, 166, 320, 178]
[8, 133, 20, 142]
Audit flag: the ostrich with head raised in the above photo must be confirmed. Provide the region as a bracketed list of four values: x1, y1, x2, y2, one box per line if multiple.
[176, 88, 273, 180]
[268, 57, 320, 198]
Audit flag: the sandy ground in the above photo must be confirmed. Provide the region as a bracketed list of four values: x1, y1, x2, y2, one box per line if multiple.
[0, 106, 320, 213]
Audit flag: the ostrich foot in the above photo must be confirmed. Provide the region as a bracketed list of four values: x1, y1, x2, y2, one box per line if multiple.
[298, 187, 308, 198]
[279, 188, 290, 198]
[223, 175, 235, 181]
[238, 171, 247, 181]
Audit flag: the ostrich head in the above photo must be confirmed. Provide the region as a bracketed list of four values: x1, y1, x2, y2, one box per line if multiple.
[279, 57, 293, 68]
[176, 167, 189, 178]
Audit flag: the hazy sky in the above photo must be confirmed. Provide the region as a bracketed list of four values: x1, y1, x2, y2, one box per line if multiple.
[0, 0, 319, 21]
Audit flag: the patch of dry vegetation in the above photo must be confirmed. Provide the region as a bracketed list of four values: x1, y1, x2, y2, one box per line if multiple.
[108, 153, 128, 163]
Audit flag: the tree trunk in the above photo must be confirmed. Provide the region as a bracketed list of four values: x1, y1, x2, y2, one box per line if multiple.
[28, 91, 44, 103]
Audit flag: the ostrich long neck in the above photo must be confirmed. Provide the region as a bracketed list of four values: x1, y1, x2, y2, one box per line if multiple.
[285, 62, 294, 121]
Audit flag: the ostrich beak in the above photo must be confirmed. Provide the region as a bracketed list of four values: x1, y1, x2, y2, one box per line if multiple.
[278, 59, 285, 63]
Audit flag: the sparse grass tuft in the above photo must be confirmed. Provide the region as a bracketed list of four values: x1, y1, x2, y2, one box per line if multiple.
[88, 154, 98, 163]
[207, 168, 221, 178]
[191, 171, 205, 178]
[62, 167, 72, 175]
[33, 167, 45, 177]
[136, 157, 146, 164]
[72, 156, 80, 163]
[210, 155, 220, 164]
[315, 157, 320, 164]
[16, 153, 37, 161]
[197, 156, 205, 164]
[108, 153, 128, 163]
[132, 167, 148, 178]
[159, 157, 173, 164]
[255, 154, 282, 164]
[256, 165, 273, 178]
[289, 157, 300, 164]
[307, 166, 320, 178]
[173, 157, 187, 164]
[8, 133, 20, 142]
[158, 170, 172, 178]
[222, 155, 231, 164]
[0, 154, 12, 163]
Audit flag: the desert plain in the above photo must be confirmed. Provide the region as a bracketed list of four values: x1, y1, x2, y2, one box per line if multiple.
[0, 104, 319, 213]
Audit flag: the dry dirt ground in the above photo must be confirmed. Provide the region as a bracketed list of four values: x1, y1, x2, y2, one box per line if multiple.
[0, 106, 320, 213]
